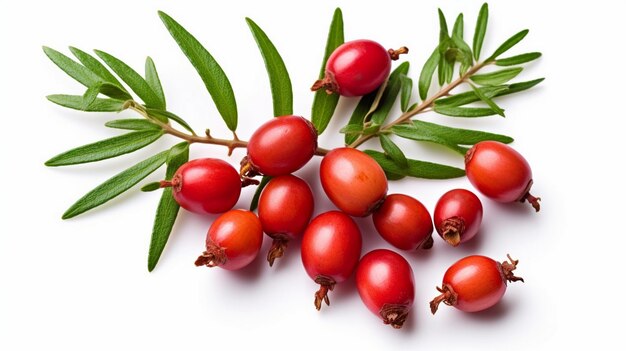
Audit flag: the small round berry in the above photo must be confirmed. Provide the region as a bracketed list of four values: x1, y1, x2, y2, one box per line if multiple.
[434, 189, 483, 247]
[372, 194, 433, 250]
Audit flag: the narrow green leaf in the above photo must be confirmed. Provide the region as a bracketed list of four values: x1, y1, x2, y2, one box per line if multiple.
[452, 13, 464, 39]
[379, 134, 408, 169]
[45, 130, 164, 166]
[438, 9, 449, 41]
[470, 84, 505, 117]
[311, 8, 344, 134]
[95, 50, 165, 110]
[435, 86, 509, 107]
[249, 175, 272, 212]
[438, 42, 450, 85]
[246, 18, 293, 117]
[159, 11, 238, 131]
[148, 142, 189, 272]
[145, 57, 166, 109]
[43, 46, 100, 87]
[473, 3, 489, 60]
[371, 62, 410, 125]
[82, 83, 102, 110]
[62, 150, 169, 219]
[400, 75, 413, 112]
[141, 182, 162, 192]
[339, 124, 364, 135]
[47, 94, 125, 112]
[434, 105, 498, 117]
[344, 92, 376, 144]
[391, 123, 468, 155]
[69, 46, 130, 97]
[105, 119, 161, 131]
[394, 120, 513, 145]
[365, 150, 465, 179]
[145, 108, 195, 135]
[471, 67, 523, 86]
[497, 78, 544, 96]
[487, 29, 529, 61]
[418, 47, 440, 100]
[495, 52, 542, 66]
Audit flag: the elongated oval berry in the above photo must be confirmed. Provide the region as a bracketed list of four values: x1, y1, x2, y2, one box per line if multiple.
[372, 194, 433, 250]
[301, 211, 362, 310]
[311, 39, 408, 97]
[258, 175, 314, 267]
[320, 148, 388, 217]
[242, 115, 317, 177]
[465, 141, 540, 211]
[430, 254, 523, 314]
[195, 209, 263, 271]
[164, 158, 241, 215]
[356, 249, 415, 329]
[434, 189, 483, 247]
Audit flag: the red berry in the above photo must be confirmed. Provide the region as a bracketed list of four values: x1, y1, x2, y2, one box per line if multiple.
[356, 249, 415, 329]
[258, 175, 314, 267]
[320, 148, 388, 217]
[165, 158, 241, 215]
[195, 209, 263, 271]
[434, 189, 483, 247]
[430, 254, 523, 314]
[372, 194, 433, 250]
[465, 141, 540, 211]
[243, 115, 317, 177]
[301, 211, 362, 310]
[311, 39, 407, 97]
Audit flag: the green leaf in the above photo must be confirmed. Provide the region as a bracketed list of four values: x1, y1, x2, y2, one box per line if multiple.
[394, 120, 513, 146]
[148, 142, 189, 272]
[379, 134, 408, 169]
[495, 52, 542, 66]
[47, 94, 126, 112]
[69, 47, 131, 98]
[487, 29, 529, 61]
[392, 124, 467, 155]
[145, 108, 195, 135]
[94, 50, 165, 110]
[145, 57, 166, 109]
[434, 105, 498, 117]
[141, 182, 162, 192]
[311, 8, 344, 134]
[62, 150, 169, 219]
[470, 84, 505, 117]
[159, 11, 238, 131]
[43, 46, 100, 87]
[473, 3, 488, 60]
[364, 150, 465, 179]
[45, 129, 164, 166]
[249, 175, 272, 212]
[400, 75, 413, 112]
[470, 67, 523, 86]
[344, 92, 376, 144]
[418, 47, 440, 100]
[82, 83, 103, 110]
[105, 119, 161, 131]
[438, 9, 449, 41]
[371, 62, 410, 125]
[246, 18, 293, 117]
[452, 13, 464, 38]
[434, 85, 508, 107]
[497, 78, 544, 96]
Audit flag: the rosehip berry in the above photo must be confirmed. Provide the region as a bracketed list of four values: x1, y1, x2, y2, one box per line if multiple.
[320, 148, 388, 217]
[433, 189, 483, 247]
[356, 249, 415, 329]
[258, 175, 314, 267]
[162, 158, 241, 215]
[242, 115, 317, 177]
[301, 211, 362, 310]
[311, 39, 408, 97]
[430, 254, 523, 314]
[465, 141, 541, 211]
[195, 209, 263, 271]
[372, 194, 433, 250]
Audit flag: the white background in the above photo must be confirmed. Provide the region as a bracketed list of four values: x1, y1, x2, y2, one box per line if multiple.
[1, 0, 624, 350]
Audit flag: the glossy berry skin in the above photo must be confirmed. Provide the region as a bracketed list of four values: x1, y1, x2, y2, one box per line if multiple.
[356, 249, 415, 329]
[372, 194, 433, 250]
[258, 175, 314, 266]
[244, 115, 317, 177]
[430, 255, 524, 314]
[465, 141, 540, 211]
[195, 209, 263, 271]
[434, 189, 483, 247]
[301, 211, 362, 310]
[314, 39, 391, 97]
[320, 148, 388, 217]
[170, 158, 241, 215]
